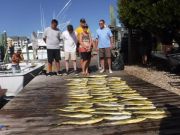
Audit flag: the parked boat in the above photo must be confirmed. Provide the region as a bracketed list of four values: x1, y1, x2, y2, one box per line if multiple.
[22, 31, 65, 60]
[0, 62, 45, 97]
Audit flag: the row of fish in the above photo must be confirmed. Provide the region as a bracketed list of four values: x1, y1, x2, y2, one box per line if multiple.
[57, 75, 166, 126]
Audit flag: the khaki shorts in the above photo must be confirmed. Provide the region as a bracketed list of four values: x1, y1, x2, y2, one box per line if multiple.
[65, 52, 76, 61]
[99, 48, 111, 58]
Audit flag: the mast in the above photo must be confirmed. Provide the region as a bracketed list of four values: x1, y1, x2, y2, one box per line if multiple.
[110, 5, 116, 26]
[2, 31, 9, 63]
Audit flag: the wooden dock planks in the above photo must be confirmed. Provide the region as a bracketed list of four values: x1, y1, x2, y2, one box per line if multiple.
[0, 72, 180, 135]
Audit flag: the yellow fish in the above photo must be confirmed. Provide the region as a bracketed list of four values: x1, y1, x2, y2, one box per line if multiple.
[140, 114, 166, 119]
[62, 118, 103, 125]
[89, 75, 108, 78]
[59, 113, 92, 118]
[133, 110, 165, 115]
[93, 98, 118, 102]
[75, 108, 95, 113]
[108, 117, 146, 125]
[126, 105, 156, 110]
[93, 96, 113, 100]
[96, 103, 124, 107]
[92, 111, 131, 116]
[68, 100, 88, 103]
[93, 87, 110, 90]
[69, 96, 93, 99]
[96, 107, 124, 111]
[104, 115, 131, 121]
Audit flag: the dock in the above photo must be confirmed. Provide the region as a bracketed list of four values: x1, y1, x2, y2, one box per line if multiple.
[0, 70, 180, 135]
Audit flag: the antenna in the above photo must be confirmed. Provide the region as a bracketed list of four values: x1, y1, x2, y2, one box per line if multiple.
[110, 5, 116, 26]
[53, 11, 56, 19]
[56, 0, 72, 19]
[40, 4, 43, 31]
[59, 20, 71, 31]
[40, 4, 46, 31]
[43, 10, 46, 30]
[59, 14, 67, 24]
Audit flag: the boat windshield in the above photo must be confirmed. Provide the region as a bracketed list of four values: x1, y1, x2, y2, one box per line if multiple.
[37, 32, 43, 39]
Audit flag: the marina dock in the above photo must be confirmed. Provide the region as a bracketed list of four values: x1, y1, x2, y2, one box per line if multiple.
[0, 69, 180, 135]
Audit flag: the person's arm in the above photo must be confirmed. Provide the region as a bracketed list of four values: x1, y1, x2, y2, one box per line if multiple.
[95, 39, 99, 52]
[43, 29, 47, 43]
[79, 34, 86, 48]
[95, 31, 99, 51]
[110, 36, 114, 48]
[74, 32, 78, 45]
[58, 31, 62, 42]
[43, 37, 46, 43]
[89, 34, 93, 47]
[20, 53, 24, 61]
[108, 29, 114, 48]
[75, 28, 80, 42]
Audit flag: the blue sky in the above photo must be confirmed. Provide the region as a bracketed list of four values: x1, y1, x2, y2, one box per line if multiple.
[0, 0, 118, 38]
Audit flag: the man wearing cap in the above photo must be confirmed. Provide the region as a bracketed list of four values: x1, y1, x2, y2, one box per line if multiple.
[62, 24, 78, 75]
[96, 19, 114, 73]
[76, 18, 90, 70]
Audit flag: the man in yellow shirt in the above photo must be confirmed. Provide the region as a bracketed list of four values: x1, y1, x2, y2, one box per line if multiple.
[76, 18, 90, 39]
[76, 18, 90, 70]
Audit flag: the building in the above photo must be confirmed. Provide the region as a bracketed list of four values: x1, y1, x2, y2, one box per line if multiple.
[7, 36, 29, 50]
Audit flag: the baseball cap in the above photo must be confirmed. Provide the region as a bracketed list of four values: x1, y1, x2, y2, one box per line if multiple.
[80, 18, 86, 23]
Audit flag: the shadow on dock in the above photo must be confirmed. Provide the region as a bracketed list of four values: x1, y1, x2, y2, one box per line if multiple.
[159, 104, 180, 135]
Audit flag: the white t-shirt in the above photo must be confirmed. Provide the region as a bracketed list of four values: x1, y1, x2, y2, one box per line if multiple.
[62, 30, 77, 52]
[43, 27, 61, 49]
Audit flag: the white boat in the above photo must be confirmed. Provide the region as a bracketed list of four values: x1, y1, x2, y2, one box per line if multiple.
[22, 31, 65, 60]
[0, 62, 45, 97]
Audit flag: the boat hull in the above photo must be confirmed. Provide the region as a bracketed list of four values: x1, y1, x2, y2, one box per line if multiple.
[0, 63, 44, 97]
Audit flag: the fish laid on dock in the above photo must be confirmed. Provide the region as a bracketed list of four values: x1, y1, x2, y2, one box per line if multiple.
[104, 115, 131, 121]
[96, 103, 124, 107]
[125, 105, 156, 110]
[57, 76, 166, 126]
[96, 107, 124, 111]
[92, 111, 131, 116]
[59, 113, 92, 118]
[108, 117, 146, 125]
[89, 75, 108, 78]
[62, 118, 103, 125]
[140, 114, 167, 119]
[133, 109, 166, 115]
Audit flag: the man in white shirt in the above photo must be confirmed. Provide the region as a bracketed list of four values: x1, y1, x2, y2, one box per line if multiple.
[62, 25, 78, 75]
[43, 19, 61, 76]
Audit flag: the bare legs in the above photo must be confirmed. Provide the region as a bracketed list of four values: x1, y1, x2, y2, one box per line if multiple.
[48, 61, 60, 73]
[86, 59, 90, 75]
[55, 61, 60, 72]
[65, 60, 77, 72]
[100, 57, 112, 73]
[80, 59, 83, 71]
[48, 63, 53, 73]
[65, 60, 69, 72]
[107, 58, 112, 72]
[82, 60, 88, 75]
[73, 60, 77, 71]
[100, 58, 105, 73]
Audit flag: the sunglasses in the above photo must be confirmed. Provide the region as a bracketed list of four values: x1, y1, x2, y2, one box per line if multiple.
[83, 26, 88, 29]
